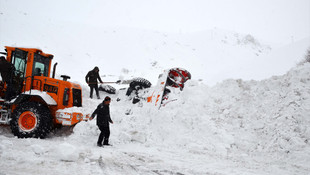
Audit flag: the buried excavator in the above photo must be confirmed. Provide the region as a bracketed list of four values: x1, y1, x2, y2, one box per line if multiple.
[97, 68, 191, 116]
[0, 46, 89, 138]
[100, 68, 191, 109]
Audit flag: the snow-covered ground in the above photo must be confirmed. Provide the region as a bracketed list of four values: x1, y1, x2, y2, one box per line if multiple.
[1, 61, 309, 175]
[1, 1, 310, 174]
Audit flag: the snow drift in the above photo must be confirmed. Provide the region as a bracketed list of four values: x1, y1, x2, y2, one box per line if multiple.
[1, 62, 309, 175]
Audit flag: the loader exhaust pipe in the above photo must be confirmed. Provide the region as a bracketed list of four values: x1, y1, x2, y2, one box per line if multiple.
[52, 62, 58, 78]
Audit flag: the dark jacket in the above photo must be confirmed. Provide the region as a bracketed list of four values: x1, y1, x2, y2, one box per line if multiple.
[85, 68, 103, 85]
[0, 58, 14, 83]
[91, 103, 112, 127]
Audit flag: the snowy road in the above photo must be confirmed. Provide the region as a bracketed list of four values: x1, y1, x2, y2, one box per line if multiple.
[1, 120, 309, 175]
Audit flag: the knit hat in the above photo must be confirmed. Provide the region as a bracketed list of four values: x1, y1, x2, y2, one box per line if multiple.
[104, 96, 111, 102]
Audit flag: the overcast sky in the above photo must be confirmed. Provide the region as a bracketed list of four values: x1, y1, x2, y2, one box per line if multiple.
[1, 0, 310, 44]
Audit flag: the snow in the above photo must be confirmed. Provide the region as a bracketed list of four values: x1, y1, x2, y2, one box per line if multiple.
[1, 1, 310, 174]
[23, 90, 57, 105]
[1, 61, 310, 174]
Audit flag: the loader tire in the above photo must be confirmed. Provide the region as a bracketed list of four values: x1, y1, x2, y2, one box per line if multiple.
[126, 78, 152, 96]
[99, 85, 116, 94]
[131, 78, 152, 89]
[10, 102, 53, 138]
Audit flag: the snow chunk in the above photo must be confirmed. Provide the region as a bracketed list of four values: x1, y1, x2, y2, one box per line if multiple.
[53, 143, 79, 162]
[72, 120, 97, 136]
[57, 106, 85, 113]
[23, 90, 57, 105]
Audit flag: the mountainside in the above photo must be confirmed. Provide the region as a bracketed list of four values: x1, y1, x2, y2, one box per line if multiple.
[1, 22, 309, 86]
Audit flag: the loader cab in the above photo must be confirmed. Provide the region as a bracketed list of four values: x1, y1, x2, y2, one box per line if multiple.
[4, 47, 53, 97]
[6, 47, 53, 78]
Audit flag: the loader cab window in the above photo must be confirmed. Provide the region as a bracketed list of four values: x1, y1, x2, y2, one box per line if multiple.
[11, 49, 27, 79]
[10, 49, 28, 95]
[32, 53, 50, 77]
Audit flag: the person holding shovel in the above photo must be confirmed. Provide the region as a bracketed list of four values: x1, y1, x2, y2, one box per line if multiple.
[90, 96, 113, 147]
[85, 66, 103, 99]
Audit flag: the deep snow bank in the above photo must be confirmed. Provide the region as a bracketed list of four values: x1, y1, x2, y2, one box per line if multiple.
[69, 62, 310, 173]
[0, 63, 309, 174]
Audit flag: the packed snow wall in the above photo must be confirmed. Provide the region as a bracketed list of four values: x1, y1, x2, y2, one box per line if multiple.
[71, 63, 310, 166]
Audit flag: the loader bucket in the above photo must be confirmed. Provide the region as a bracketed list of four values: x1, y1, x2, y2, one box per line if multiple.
[55, 111, 90, 126]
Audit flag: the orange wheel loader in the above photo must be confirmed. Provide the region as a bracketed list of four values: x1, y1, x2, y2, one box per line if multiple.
[0, 46, 89, 138]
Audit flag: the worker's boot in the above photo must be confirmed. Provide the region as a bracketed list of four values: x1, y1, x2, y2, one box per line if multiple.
[103, 139, 111, 146]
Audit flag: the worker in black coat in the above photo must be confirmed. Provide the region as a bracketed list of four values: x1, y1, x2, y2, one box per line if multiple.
[90, 96, 113, 147]
[0, 56, 15, 100]
[0, 56, 14, 83]
[85, 66, 103, 99]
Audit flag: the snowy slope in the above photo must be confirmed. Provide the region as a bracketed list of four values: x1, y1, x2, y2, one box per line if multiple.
[1, 1, 308, 85]
[0, 2, 305, 85]
[1, 62, 309, 175]
[1, 20, 308, 86]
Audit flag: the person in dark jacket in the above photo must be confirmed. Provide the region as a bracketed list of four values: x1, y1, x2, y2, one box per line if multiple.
[90, 96, 113, 147]
[85, 66, 103, 99]
[0, 56, 14, 83]
[0, 56, 15, 100]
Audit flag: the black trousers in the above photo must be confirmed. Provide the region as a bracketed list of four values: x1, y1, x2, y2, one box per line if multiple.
[5, 82, 15, 100]
[97, 125, 110, 145]
[90, 84, 100, 99]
